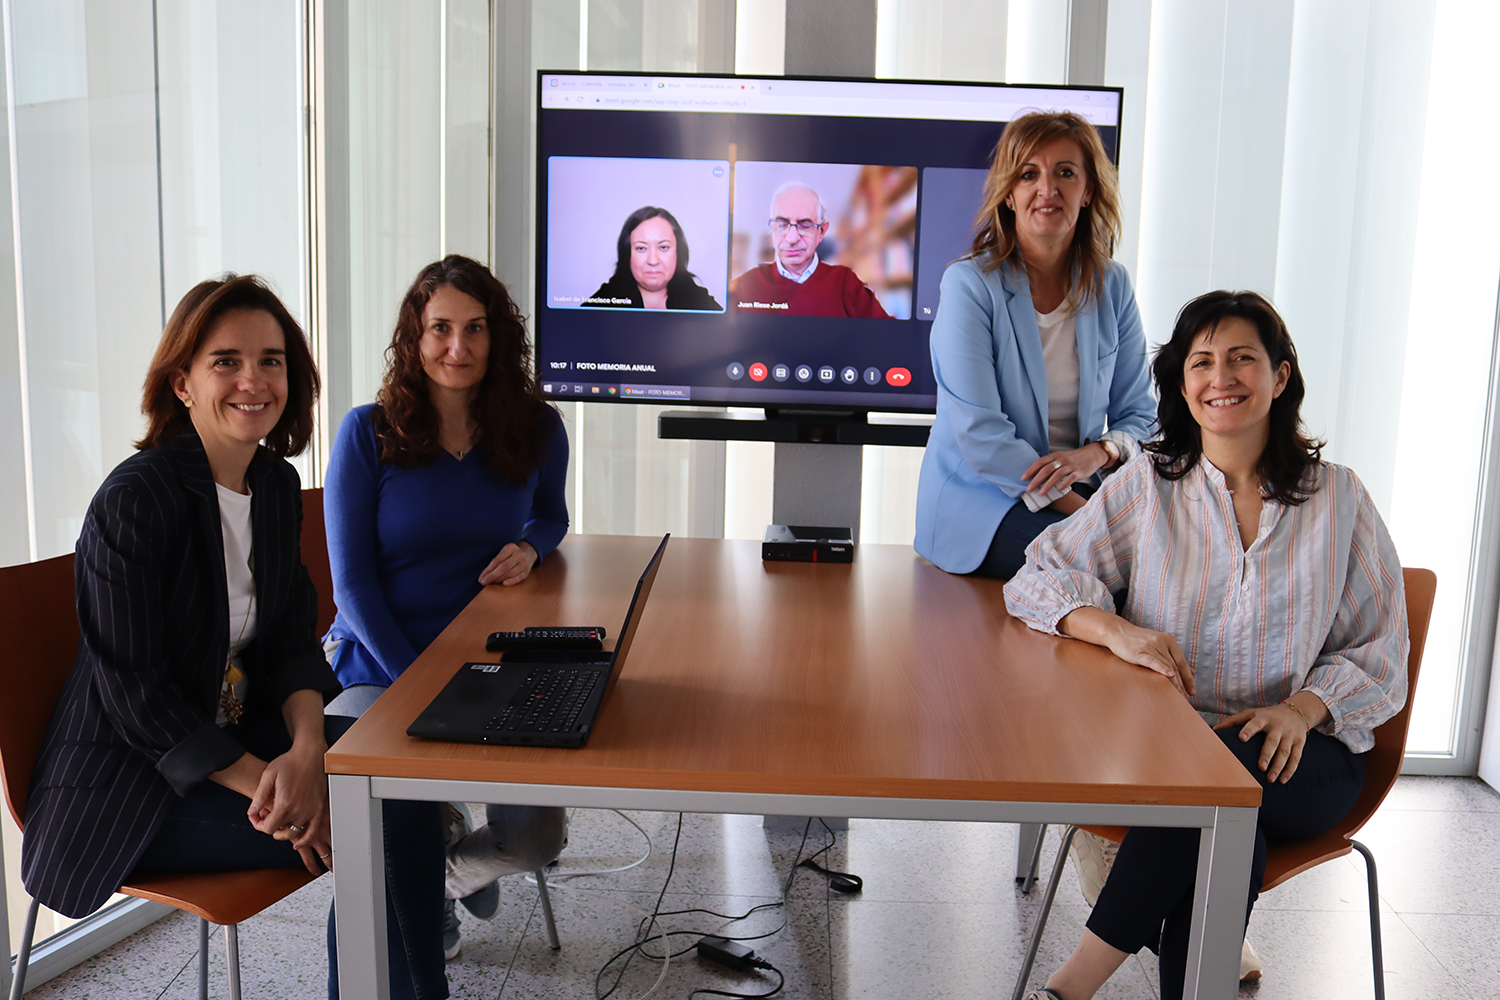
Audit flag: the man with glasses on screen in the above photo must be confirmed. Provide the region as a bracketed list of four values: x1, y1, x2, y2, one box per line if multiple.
[730, 182, 891, 319]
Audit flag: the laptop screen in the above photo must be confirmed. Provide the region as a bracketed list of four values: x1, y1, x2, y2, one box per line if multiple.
[608, 533, 670, 668]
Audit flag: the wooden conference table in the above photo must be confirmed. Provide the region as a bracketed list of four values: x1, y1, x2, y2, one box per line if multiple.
[326, 535, 1261, 999]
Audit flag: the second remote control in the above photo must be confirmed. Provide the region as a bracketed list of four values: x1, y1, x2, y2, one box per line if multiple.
[524, 626, 606, 639]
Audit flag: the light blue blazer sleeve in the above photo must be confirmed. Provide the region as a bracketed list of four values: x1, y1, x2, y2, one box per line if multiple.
[914, 258, 1155, 574]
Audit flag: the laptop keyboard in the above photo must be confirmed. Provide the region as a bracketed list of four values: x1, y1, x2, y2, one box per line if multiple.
[484, 668, 603, 734]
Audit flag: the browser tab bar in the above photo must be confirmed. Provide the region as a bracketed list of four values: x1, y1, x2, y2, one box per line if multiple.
[540, 72, 1118, 126]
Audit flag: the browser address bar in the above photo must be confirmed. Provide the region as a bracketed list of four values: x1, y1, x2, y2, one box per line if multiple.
[549, 94, 752, 111]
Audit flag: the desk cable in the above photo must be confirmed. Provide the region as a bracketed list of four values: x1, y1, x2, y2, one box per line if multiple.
[595, 812, 686, 1000]
[524, 808, 655, 885]
[591, 815, 863, 1000]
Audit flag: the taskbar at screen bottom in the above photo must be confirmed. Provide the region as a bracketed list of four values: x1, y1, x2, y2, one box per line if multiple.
[540, 380, 936, 412]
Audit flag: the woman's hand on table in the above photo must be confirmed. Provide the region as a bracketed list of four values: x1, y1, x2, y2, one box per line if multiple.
[1215, 692, 1331, 784]
[1059, 607, 1196, 699]
[249, 740, 332, 874]
[1023, 442, 1112, 498]
[480, 540, 539, 587]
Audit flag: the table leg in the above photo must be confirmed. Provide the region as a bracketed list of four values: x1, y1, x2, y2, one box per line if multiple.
[1014, 822, 1045, 888]
[1183, 805, 1257, 999]
[330, 774, 390, 1000]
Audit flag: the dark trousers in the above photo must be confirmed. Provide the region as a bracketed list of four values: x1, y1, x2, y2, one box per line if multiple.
[1085, 726, 1366, 1000]
[135, 711, 332, 874]
[972, 485, 1095, 580]
[135, 712, 448, 1000]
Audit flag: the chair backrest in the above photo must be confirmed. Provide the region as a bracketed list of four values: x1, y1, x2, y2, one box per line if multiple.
[0, 554, 79, 827]
[0, 494, 337, 829]
[1338, 566, 1437, 837]
[1259, 567, 1435, 890]
[301, 487, 338, 637]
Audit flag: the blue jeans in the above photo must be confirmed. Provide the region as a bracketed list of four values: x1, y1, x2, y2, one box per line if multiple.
[972, 484, 1097, 579]
[135, 711, 448, 1000]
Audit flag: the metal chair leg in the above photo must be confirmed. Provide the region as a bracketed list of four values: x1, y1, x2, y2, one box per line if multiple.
[1350, 839, 1385, 1000]
[1011, 825, 1077, 1000]
[225, 923, 242, 1000]
[197, 918, 209, 1000]
[534, 868, 561, 950]
[8, 898, 39, 1000]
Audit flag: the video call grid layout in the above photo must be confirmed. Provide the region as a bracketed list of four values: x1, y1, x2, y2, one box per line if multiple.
[535, 72, 1122, 414]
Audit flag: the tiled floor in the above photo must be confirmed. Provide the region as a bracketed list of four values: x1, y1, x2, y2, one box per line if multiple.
[20, 776, 1498, 999]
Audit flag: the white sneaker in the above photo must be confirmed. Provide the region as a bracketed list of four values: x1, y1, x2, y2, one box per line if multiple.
[1068, 829, 1118, 907]
[1240, 937, 1262, 982]
[446, 827, 535, 900]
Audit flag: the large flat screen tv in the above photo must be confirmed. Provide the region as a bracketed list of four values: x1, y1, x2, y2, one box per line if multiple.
[535, 71, 1122, 415]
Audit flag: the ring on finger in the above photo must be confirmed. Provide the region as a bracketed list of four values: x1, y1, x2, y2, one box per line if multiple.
[289, 824, 306, 835]
[1051, 460, 1062, 470]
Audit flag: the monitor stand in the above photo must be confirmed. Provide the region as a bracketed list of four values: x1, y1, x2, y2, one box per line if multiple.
[772, 441, 861, 542]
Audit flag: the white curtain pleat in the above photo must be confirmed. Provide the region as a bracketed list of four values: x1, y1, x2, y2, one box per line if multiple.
[1106, 0, 1497, 756]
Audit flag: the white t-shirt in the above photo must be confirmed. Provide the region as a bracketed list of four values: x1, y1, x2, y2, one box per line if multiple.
[215, 483, 256, 726]
[1036, 302, 1080, 453]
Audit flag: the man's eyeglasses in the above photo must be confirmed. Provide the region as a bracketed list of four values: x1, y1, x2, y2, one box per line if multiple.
[769, 218, 823, 236]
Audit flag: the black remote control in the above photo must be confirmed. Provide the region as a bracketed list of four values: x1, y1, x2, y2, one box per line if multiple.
[524, 625, 605, 638]
[485, 627, 607, 652]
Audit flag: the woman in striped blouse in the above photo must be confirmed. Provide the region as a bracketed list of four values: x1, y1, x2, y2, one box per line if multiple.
[1005, 290, 1408, 1000]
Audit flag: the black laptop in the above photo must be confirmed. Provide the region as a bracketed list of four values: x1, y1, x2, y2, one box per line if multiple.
[406, 534, 669, 748]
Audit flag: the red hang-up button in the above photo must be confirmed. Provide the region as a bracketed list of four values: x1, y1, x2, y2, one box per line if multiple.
[885, 367, 912, 387]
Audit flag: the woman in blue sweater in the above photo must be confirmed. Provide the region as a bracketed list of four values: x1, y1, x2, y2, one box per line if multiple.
[324, 255, 570, 962]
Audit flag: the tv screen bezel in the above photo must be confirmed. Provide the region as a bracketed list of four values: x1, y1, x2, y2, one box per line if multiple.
[532, 68, 1125, 417]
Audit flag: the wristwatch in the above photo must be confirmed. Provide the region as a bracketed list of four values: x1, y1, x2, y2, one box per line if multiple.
[1099, 438, 1120, 467]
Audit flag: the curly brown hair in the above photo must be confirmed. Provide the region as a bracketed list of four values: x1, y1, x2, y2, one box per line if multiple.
[969, 111, 1122, 311]
[138, 274, 318, 455]
[372, 255, 552, 480]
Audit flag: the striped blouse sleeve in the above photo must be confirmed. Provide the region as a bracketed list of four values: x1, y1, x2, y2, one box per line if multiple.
[1004, 454, 1147, 635]
[1302, 470, 1410, 742]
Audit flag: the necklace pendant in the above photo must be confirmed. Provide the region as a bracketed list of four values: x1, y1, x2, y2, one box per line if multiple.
[219, 686, 243, 725]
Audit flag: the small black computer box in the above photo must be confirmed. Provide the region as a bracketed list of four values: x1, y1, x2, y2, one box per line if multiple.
[761, 524, 854, 563]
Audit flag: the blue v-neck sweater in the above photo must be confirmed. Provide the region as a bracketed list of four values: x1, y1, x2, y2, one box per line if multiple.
[323, 403, 570, 688]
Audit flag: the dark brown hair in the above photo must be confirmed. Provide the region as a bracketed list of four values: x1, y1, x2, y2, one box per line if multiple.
[138, 274, 319, 455]
[1146, 290, 1322, 505]
[969, 111, 1121, 311]
[371, 255, 552, 480]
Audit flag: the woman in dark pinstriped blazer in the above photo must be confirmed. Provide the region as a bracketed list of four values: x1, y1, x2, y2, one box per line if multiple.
[20, 276, 448, 999]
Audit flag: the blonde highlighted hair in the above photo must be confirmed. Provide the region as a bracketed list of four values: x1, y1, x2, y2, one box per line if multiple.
[969, 111, 1121, 310]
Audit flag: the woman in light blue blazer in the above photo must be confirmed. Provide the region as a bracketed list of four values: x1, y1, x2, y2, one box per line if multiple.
[916, 111, 1155, 578]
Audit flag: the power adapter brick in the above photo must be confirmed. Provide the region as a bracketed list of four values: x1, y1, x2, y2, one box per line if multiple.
[696, 936, 761, 972]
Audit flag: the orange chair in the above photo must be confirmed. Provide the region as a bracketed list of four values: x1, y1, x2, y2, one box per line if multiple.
[1, 551, 318, 999]
[1012, 567, 1437, 1000]
[301, 487, 338, 638]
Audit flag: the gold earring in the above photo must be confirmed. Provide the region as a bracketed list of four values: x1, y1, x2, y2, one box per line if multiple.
[183, 397, 193, 408]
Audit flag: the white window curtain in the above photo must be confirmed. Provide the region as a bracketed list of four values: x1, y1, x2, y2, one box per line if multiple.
[341, 0, 491, 415]
[875, 0, 1500, 762]
[1121, 0, 1499, 760]
[0, 0, 311, 961]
